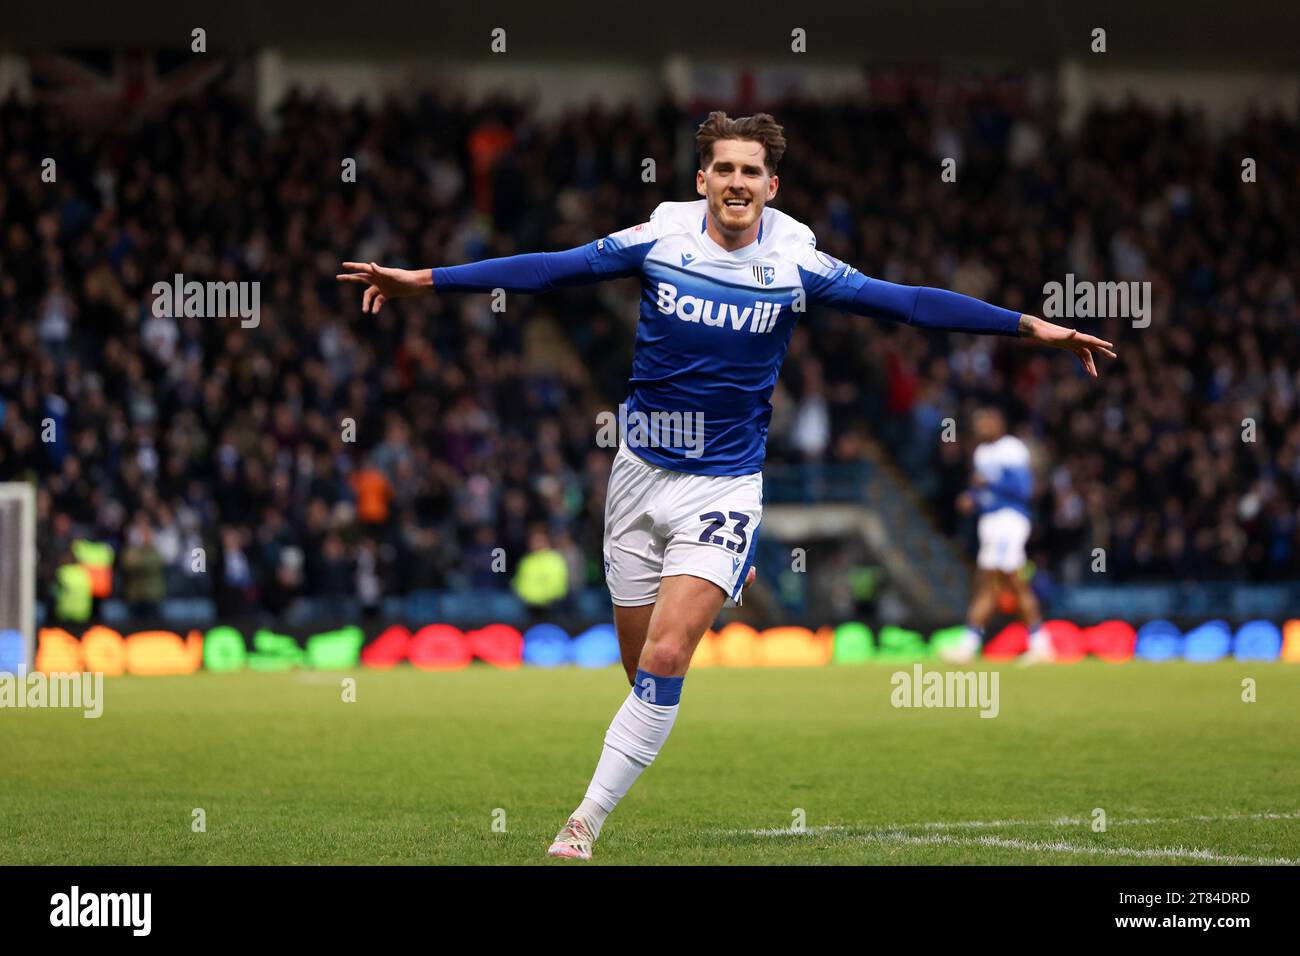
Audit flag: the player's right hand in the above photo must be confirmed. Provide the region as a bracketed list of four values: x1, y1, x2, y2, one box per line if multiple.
[336, 261, 432, 313]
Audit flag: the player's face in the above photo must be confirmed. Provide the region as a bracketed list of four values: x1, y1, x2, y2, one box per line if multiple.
[974, 411, 1004, 443]
[697, 139, 778, 236]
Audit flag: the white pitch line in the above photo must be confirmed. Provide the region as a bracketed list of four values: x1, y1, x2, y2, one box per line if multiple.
[731, 809, 1300, 864]
[916, 809, 1300, 831]
[1109, 810, 1300, 826]
[737, 809, 1300, 838]
[854, 832, 1300, 866]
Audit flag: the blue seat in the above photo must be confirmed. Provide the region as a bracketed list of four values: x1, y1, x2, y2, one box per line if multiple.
[522, 624, 572, 667]
[1183, 620, 1232, 662]
[1233, 620, 1282, 661]
[1134, 620, 1183, 661]
[0, 628, 24, 674]
[573, 624, 620, 668]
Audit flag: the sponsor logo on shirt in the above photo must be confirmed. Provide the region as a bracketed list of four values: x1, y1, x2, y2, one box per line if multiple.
[654, 281, 782, 334]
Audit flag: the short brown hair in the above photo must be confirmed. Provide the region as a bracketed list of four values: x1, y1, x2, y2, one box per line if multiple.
[696, 111, 787, 175]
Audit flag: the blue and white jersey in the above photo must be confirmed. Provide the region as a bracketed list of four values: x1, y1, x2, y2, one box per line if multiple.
[972, 435, 1033, 519]
[430, 198, 1022, 477]
[586, 200, 867, 475]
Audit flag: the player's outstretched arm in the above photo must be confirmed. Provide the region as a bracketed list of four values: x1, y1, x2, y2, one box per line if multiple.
[838, 276, 1117, 378]
[337, 244, 606, 314]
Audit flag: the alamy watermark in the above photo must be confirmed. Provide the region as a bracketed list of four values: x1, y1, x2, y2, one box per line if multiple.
[0, 671, 104, 718]
[1043, 273, 1150, 328]
[890, 664, 999, 718]
[152, 273, 260, 328]
[50, 886, 150, 936]
[596, 402, 706, 459]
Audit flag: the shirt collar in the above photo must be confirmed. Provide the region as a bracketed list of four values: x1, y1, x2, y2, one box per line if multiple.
[696, 209, 768, 260]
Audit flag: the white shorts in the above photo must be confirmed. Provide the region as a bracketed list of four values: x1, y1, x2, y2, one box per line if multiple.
[602, 444, 762, 607]
[976, 507, 1031, 572]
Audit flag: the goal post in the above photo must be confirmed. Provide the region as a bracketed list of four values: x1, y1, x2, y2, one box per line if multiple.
[0, 482, 36, 676]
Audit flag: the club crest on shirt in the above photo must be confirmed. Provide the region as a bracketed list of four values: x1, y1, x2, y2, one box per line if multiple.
[752, 263, 776, 286]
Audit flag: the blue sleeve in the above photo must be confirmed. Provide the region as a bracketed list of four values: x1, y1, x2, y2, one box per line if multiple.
[431, 243, 604, 293]
[850, 279, 1022, 336]
[988, 465, 1033, 501]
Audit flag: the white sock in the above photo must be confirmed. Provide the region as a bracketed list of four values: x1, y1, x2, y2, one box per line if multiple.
[575, 685, 680, 840]
[573, 798, 609, 837]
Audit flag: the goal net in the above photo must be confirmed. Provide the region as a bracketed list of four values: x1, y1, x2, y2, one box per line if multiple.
[0, 483, 36, 675]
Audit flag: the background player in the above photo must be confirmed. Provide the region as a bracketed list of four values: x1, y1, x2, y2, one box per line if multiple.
[337, 112, 1115, 859]
[951, 407, 1052, 663]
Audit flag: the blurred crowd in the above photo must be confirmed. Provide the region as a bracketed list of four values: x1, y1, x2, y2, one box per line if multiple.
[1, 78, 1297, 621]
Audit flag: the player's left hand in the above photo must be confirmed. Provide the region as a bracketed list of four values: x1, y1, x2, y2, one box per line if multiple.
[336, 261, 431, 313]
[1020, 315, 1117, 378]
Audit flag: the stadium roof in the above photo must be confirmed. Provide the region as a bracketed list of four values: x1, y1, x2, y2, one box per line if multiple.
[7, 0, 1300, 70]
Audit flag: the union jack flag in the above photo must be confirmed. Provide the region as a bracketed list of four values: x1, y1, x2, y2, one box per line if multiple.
[27, 50, 235, 128]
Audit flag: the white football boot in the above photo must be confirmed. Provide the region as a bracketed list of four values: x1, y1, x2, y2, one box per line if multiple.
[547, 817, 596, 861]
[1018, 629, 1055, 665]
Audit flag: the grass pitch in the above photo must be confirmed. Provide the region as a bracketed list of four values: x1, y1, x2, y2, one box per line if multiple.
[2, 662, 1297, 865]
